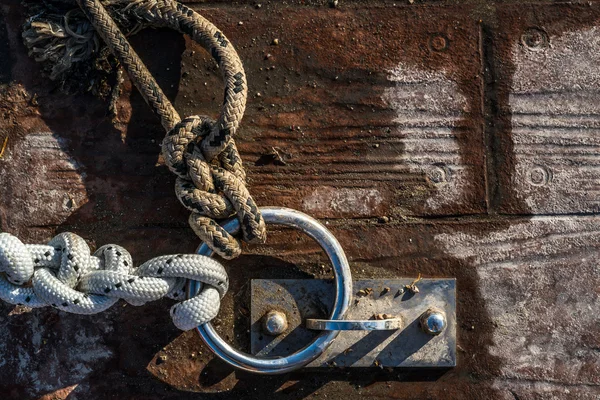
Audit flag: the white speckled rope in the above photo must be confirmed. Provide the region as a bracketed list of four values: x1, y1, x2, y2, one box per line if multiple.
[0, 232, 227, 330]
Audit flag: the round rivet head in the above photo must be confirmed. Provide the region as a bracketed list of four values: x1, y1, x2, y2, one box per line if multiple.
[262, 310, 288, 336]
[419, 308, 446, 336]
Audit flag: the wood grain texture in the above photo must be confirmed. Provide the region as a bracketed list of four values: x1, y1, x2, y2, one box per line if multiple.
[173, 5, 486, 218]
[492, 4, 600, 215]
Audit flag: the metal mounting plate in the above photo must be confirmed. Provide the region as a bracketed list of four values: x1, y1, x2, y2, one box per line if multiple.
[250, 279, 456, 368]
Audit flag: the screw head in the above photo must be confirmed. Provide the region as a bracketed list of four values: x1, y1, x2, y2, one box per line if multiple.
[419, 308, 446, 336]
[429, 34, 449, 52]
[262, 310, 288, 336]
[521, 27, 549, 50]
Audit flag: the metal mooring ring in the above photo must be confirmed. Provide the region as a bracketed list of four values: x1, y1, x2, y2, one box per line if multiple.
[189, 207, 352, 374]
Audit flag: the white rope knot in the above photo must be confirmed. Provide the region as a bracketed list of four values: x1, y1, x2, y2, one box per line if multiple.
[0, 232, 227, 330]
[162, 115, 266, 260]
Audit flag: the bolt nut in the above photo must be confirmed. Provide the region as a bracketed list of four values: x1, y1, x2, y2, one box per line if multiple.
[262, 310, 288, 336]
[419, 308, 446, 336]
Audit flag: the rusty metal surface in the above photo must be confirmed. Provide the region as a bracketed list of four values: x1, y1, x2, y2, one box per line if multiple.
[250, 278, 456, 368]
[0, 0, 599, 399]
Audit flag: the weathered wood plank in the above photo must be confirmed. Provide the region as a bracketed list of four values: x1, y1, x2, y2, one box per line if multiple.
[434, 216, 600, 388]
[492, 4, 600, 215]
[0, 4, 487, 243]
[173, 5, 486, 218]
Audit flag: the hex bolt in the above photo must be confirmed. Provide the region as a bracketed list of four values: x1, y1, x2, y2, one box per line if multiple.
[419, 308, 446, 336]
[262, 310, 288, 336]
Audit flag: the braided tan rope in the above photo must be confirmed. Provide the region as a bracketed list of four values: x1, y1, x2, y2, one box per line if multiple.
[76, 0, 180, 131]
[72, 0, 266, 258]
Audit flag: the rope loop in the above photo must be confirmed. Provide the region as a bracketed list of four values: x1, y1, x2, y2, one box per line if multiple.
[0, 232, 228, 330]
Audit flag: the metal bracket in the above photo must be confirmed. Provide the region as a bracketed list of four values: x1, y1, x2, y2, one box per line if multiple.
[250, 278, 456, 368]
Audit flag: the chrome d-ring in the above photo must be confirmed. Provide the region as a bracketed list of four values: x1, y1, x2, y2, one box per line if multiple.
[189, 207, 352, 374]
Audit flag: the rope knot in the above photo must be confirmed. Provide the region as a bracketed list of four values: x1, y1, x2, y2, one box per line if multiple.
[0, 232, 228, 330]
[162, 116, 266, 259]
[24, 0, 264, 260]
